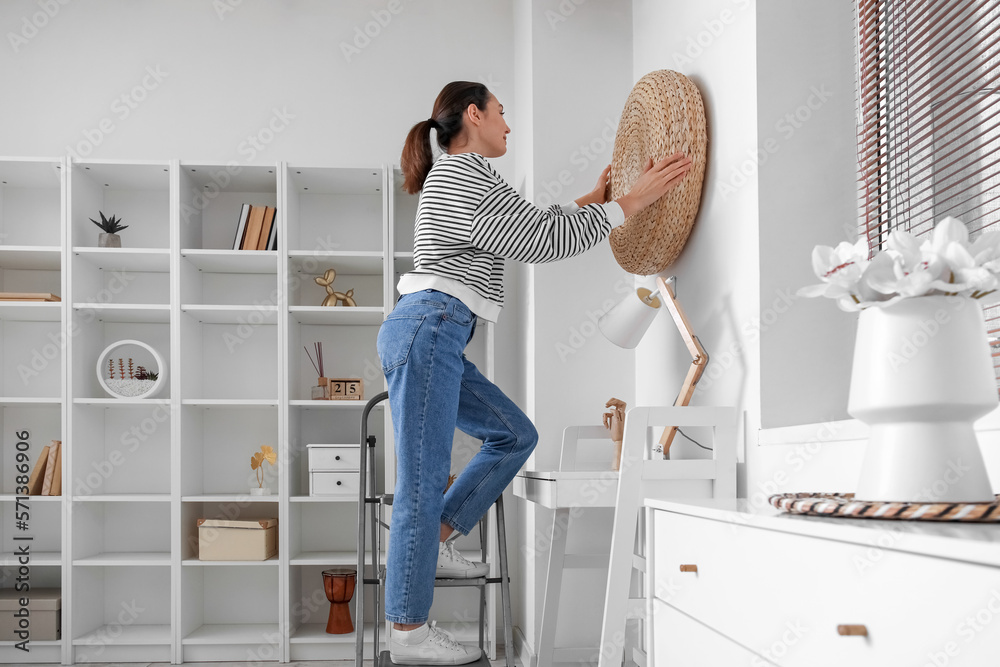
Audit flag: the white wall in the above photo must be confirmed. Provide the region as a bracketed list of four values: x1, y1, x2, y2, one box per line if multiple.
[2, 0, 515, 171]
[513, 0, 635, 660]
[757, 0, 858, 429]
[749, 0, 874, 499]
[632, 0, 759, 486]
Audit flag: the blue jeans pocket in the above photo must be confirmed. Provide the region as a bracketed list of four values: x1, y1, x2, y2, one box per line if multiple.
[377, 314, 426, 373]
[449, 301, 474, 326]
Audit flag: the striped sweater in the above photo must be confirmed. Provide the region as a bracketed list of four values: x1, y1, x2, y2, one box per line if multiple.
[396, 151, 625, 323]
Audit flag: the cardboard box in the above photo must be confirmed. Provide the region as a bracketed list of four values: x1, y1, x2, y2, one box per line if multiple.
[0, 587, 61, 640]
[198, 518, 277, 561]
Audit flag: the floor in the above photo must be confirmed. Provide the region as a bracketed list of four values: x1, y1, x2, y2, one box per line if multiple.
[43, 654, 520, 667]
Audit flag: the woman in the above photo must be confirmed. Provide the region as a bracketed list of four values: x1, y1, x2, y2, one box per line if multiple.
[377, 80, 691, 665]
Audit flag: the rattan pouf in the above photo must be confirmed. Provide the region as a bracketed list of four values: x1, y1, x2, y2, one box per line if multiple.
[607, 70, 708, 276]
[769, 492, 1000, 522]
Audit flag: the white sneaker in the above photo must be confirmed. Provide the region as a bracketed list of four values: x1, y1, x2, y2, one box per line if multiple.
[436, 533, 489, 578]
[389, 620, 482, 665]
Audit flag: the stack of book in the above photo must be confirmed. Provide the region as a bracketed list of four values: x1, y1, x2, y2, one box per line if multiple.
[0, 293, 61, 302]
[27, 441, 62, 496]
[233, 204, 278, 250]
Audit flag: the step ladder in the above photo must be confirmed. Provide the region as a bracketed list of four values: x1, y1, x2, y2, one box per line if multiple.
[356, 391, 515, 667]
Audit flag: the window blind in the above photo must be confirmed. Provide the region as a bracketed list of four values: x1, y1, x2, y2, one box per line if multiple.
[857, 0, 1000, 387]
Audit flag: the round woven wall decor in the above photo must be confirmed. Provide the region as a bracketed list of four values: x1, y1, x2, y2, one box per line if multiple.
[607, 70, 708, 275]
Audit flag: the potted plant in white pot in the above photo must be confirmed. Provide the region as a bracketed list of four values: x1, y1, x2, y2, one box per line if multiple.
[800, 216, 1000, 503]
[90, 211, 128, 248]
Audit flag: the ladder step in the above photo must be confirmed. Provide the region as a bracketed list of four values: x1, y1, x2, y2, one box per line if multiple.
[374, 566, 507, 588]
[378, 650, 492, 666]
[433, 577, 490, 587]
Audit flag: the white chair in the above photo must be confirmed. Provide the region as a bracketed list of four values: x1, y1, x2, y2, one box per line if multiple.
[514, 405, 737, 666]
[597, 405, 737, 667]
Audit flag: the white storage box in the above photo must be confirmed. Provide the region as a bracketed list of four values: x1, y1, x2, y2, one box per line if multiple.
[197, 518, 277, 560]
[310, 470, 360, 496]
[307, 444, 360, 471]
[0, 587, 61, 640]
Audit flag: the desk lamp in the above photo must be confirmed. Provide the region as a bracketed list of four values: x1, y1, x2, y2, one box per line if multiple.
[597, 275, 709, 456]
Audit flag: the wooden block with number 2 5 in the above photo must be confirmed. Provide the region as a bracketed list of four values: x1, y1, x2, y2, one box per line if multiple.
[329, 378, 363, 400]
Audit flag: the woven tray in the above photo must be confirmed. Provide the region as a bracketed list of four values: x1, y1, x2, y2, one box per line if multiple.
[769, 492, 1000, 522]
[607, 70, 708, 275]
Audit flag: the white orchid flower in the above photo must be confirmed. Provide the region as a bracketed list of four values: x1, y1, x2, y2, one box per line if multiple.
[970, 231, 1000, 273]
[862, 229, 949, 298]
[797, 238, 870, 301]
[853, 252, 907, 309]
[941, 242, 999, 293]
[886, 228, 924, 263]
[928, 215, 970, 250]
[801, 216, 1000, 310]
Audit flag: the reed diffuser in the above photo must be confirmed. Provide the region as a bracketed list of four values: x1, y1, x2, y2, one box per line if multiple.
[304, 342, 329, 399]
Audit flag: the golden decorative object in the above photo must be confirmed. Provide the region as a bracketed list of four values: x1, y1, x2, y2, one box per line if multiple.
[315, 268, 358, 307]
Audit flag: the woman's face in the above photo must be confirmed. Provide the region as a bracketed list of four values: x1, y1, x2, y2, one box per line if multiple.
[478, 93, 511, 157]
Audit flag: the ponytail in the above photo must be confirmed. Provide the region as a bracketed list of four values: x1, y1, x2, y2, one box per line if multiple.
[401, 81, 490, 194]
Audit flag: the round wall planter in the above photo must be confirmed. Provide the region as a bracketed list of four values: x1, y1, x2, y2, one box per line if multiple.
[96, 339, 165, 399]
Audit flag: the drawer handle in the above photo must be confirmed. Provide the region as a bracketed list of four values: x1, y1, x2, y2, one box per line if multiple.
[837, 625, 868, 637]
[679, 564, 698, 573]
[337, 481, 342, 486]
[336, 455, 341, 460]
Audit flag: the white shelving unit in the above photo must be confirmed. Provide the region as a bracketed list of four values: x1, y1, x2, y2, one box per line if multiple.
[0, 156, 66, 665]
[0, 157, 497, 664]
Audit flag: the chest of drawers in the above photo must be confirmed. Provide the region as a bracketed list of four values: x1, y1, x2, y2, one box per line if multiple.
[645, 499, 1000, 666]
[307, 444, 360, 496]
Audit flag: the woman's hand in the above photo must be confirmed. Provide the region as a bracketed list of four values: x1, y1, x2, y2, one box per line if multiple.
[615, 152, 692, 219]
[574, 164, 612, 208]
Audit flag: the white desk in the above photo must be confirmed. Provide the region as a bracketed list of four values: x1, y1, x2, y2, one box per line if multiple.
[514, 467, 617, 666]
[513, 469, 618, 509]
[515, 407, 738, 667]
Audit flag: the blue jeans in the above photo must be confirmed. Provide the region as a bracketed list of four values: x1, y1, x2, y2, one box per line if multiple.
[376, 288, 538, 624]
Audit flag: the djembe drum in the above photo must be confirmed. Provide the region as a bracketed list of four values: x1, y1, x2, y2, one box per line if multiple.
[322, 567, 357, 634]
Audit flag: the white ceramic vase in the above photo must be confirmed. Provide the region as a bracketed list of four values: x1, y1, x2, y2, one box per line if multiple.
[848, 295, 997, 502]
[250, 487, 271, 496]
